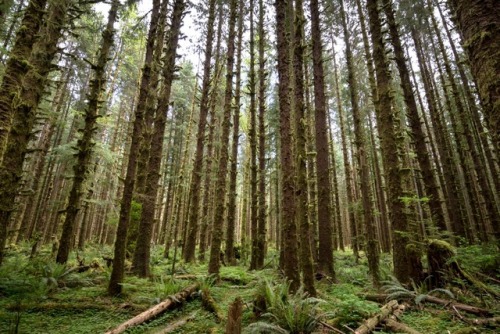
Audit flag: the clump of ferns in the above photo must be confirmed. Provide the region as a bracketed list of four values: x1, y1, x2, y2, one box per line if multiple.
[245, 279, 330, 334]
[383, 275, 455, 305]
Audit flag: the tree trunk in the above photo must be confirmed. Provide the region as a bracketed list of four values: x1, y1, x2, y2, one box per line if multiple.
[447, 0, 500, 155]
[225, 0, 244, 266]
[383, 0, 446, 234]
[366, 0, 422, 283]
[294, 0, 315, 296]
[131, 0, 186, 277]
[207, 0, 238, 276]
[340, 0, 379, 286]
[56, 0, 120, 264]
[183, 0, 217, 263]
[275, 0, 300, 291]
[0, 0, 46, 164]
[0, 0, 68, 265]
[310, 0, 334, 280]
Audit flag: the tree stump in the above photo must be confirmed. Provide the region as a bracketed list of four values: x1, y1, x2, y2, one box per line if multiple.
[225, 297, 243, 334]
[427, 239, 455, 288]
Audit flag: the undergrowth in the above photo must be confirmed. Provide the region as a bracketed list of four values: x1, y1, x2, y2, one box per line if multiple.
[0, 243, 498, 333]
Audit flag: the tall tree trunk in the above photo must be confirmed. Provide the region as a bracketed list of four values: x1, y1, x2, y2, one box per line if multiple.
[310, 0, 335, 279]
[255, 0, 267, 270]
[339, 0, 379, 285]
[183, 0, 217, 263]
[0, 0, 46, 164]
[108, 0, 163, 294]
[275, 0, 300, 291]
[0, 0, 69, 265]
[207, 0, 237, 275]
[447, 0, 500, 155]
[382, 0, 446, 233]
[294, 0, 315, 295]
[248, 0, 259, 271]
[56, 0, 120, 264]
[225, 0, 244, 266]
[131, 0, 186, 277]
[366, 0, 422, 283]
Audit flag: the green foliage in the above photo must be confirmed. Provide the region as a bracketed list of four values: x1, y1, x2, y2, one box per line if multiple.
[326, 284, 379, 327]
[453, 243, 500, 278]
[246, 279, 327, 334]
[383, 276, 454, 304]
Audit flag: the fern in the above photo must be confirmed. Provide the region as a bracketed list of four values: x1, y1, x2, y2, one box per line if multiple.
[383, 276, 454, 304]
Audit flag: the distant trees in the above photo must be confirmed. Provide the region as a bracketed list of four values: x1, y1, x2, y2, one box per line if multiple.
[0, 0, 496, 298]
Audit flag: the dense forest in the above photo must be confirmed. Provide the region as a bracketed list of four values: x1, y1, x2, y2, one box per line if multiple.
[0, 0, 498, 333]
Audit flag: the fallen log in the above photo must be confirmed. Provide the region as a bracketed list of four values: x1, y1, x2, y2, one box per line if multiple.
[154, 311, 198, 334]
[358, 293, 491, 316]
[201, 287, 225, 322]
[105, 283, 199, 334]
[422, 295, 492, 316]
[354, 300, 398, 334]
[465, 316, 500, 327]
[383, 319, 421, 334]
[382, 303, 422, 334]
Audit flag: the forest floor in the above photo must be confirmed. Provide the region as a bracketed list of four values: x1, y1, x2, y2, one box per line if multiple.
[0, 242, 499, 334]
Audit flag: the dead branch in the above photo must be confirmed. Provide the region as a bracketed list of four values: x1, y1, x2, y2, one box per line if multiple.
[354, 300, 398, 334]
[104, 283, 199, 334]
[422, 295, 492, 316]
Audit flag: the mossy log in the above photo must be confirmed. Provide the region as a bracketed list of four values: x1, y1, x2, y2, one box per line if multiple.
[354, 300, 398, 334]
[225, 297, 243, 334]
[383, 303, 422, 334]
[105, 283, 199, 334]
[201, 287, 225, 322]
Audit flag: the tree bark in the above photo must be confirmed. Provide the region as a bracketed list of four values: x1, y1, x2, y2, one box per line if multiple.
[57, 0, 120, 264]
[275, 0, 300, 291]
[183, 0, 217, 263]
[132, 0, 186, 277]
[310, 0, 334, 280]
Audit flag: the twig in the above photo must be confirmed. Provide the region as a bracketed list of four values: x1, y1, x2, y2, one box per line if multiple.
[319, 320, 344, 334]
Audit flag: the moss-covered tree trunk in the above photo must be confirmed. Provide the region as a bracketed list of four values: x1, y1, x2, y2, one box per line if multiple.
[56, 0, 120, 264]
[293, 0, 315, 296]
[382, 0, 446, 234]
[255, 0, 267, 270]
[207, 0, 237, 275]
[447, 0, 500, 156]
[275, 0, 300, 291]
[248, 0, 259, 271]
[225, 0, 244, 266]
[131, 0, 186, 277]
[0, 0, 46, 165]
[366, 0, 422, 283]
[339, 0, 379, 285]
[0, 0, 71, 265]
[310, 0, 335, 280]
[108, 0, 162, 294]
[183, 0, 217, 263]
